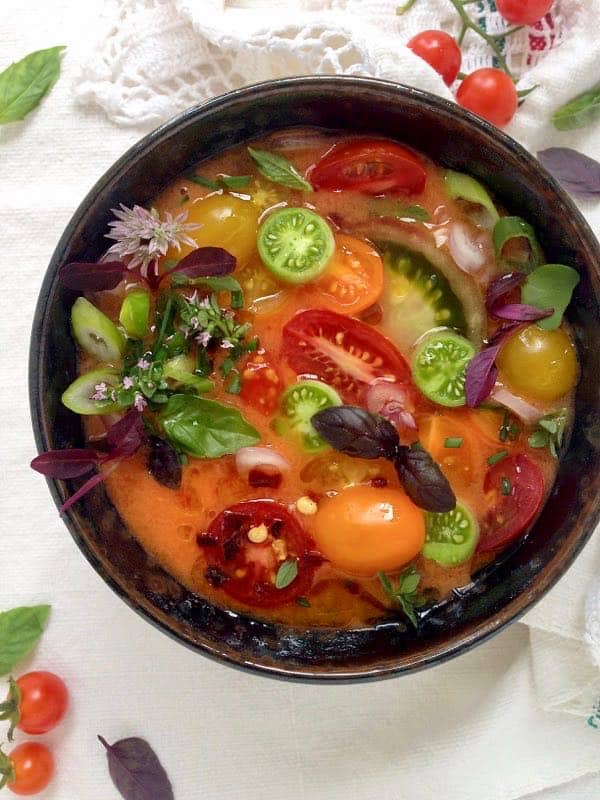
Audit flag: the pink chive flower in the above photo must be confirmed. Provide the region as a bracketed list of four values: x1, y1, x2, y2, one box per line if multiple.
[122, 376, 134, 390]
[197, 330, 211, 347]
[133, 393, 147, 412]
[137, 358, 151, 370]
[104, 204, 199, 273]
[92, 382, 108, 401]
[220, 340, 234, 349]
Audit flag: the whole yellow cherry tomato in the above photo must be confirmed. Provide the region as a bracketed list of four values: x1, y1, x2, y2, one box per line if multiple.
[169, 194, 260, 267]
[313, 485, 425, 576]
[497, 324, 578, 403]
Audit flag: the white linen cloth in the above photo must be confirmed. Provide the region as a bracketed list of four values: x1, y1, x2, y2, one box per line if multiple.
[1, 1, 599, 798]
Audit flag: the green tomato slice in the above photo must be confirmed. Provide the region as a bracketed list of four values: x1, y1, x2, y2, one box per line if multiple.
[71, 297, 125, 362]
[423, 503, 479, 566]
[276, 380, 341, 452]
[257, 207, 335, 284]
[62, 368, 123, 415]
[163, 354, 214, 394]
[119, 290, 150, 339]
[412, 331, 475, 407]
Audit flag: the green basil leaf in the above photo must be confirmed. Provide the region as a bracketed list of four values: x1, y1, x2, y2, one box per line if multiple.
[528, 430, 549, 449]
[399, 572, 420, 596]
[0, 605, 51, 675]
[189, 175, 219, 189]
[159, 394, 259, 458]
[247, 147, 313, 192]
[397, 595, 418, 628]
[552, 82, 600, 131]
[492, 216, 543, 271]
[444, 170, 499, 224]
[0, 47, 65, 125]
[275, 559, 298, 589]
[521, 264, 580, 330]
[219, 175, 252, 190]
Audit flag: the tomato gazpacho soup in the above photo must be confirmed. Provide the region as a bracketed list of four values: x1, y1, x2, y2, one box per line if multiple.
[35, 130, 580, 628]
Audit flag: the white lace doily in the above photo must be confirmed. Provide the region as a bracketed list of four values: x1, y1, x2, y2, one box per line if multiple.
[74, 0, 600, 152]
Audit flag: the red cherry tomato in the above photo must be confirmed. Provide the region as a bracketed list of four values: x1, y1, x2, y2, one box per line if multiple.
[282, 309, 412, 403]
[7, 743, 54, 796]
[477, 454, 545, 552]
[496, 0, 553, 26]
[239, 350, 283, 415]
[308, 138, 427, 195]
[201, 500, 318, 607]
[456, 68, 518, 128]
[407, 30, 462, 86]
[13, 672, 68, 736]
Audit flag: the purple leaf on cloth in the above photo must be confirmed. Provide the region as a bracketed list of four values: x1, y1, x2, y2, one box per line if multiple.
[537, 147, 600, 199]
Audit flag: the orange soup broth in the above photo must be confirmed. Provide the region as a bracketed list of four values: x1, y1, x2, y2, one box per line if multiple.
[94, 129, 561, 627]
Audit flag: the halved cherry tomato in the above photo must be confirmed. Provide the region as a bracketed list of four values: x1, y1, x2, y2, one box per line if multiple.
[477, 453, 544, 552]
[201, 500, 318, 607]
[311, 234, 384, 315]
[282, 309, 412, 403]
[239, 350, 283, 415]
[308, 138, 427, 196]
[6, 743, 54, 796]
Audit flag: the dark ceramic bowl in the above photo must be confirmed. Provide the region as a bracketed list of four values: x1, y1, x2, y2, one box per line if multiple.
[30, 77, 600, 681]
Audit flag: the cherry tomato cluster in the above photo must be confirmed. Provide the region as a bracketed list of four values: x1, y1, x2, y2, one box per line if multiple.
[407, 0, 553, 128]
[0, 672, 68, 795]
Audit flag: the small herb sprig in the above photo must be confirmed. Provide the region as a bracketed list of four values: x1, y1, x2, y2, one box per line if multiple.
[378, 568, 427, 628]
[528, 408, 567, 458]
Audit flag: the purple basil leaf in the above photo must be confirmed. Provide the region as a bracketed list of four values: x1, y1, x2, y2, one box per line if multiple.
[147, 435, 182, 489]
[491, 303, 553, 322]
[486, 272, 525, 312]
[98, 735, 174, 800]
[394, 446, 456, 512]
[30, 449, 100, 479]
[169, 246, 236, 278]
[537, 147, 600, 200]
[59, 469, 110, 513]
[465, 344, 501, 408]
[311, 405, 399, 459]
[59, 261, 126, 292]
[106, 410, 145, 458]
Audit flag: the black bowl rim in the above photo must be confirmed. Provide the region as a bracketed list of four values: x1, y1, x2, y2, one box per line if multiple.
[29, 75, 600, 681]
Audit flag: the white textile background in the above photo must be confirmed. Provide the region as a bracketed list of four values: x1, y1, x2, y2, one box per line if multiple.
[1, 1, 599, 798]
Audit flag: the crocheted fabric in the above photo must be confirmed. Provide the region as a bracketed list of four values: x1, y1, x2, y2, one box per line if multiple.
[75, 0, 595, 152]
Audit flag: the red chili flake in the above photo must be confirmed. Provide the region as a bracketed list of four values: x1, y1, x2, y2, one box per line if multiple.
[248, 467, 282, 489]
[370, 476, 388, 488]
[205, 566, 229, 587]
[197, 533, 218, 548]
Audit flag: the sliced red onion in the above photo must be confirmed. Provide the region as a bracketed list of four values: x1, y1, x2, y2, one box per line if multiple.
[448, 222, 486, 274]
[235, 447, 290, 482]
[491, 384, 544, 425]
[365, 380, 418, 431]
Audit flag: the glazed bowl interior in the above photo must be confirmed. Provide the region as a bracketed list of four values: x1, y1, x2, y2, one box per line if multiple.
[30, 77, 600, 681]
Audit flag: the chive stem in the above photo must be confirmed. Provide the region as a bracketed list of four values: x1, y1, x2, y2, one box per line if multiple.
[444, 437, 464, 449]
[488, 450, 509, 466]
[501, 477, 512, 495]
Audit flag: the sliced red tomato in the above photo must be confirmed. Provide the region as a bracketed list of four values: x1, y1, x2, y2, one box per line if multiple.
[308, 138, 427, 196]
[311, 234, 384, 315]
[477, 454, 545, 552]
[239, 350, 283, 415]
[282, 309, 412, 403]
[201, 501, 318, 607]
